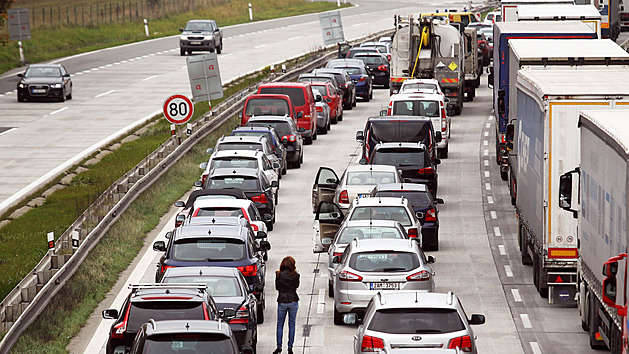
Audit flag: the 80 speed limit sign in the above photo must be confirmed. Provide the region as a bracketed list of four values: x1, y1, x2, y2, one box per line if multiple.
[163, 94, 194, 125]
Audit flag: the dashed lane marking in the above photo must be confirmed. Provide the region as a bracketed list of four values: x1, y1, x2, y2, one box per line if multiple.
[487, 196, 494, 204]
[484, 131, 489, 137]
[483, 160, 489, 166]
[521, 314, 532, 328]
[512, 288, 522, 302]
[289, 36, 302, 40]
[485, 183, 491, 191]
[317, 288, 325, 314]
[505, 265, 513, 277]
[483, 140, 488, 146]
[530, 342, 542, 354]
[49, 107, 68, 115]
[490, 211, 497, 219]
[255, 44, 268, 49]
[486, 123, 491, 128]
[494, 227, 501, 237]
[498, 245, 506, 256]
[483, 150, 489, 156]
[484, 171, 490, 178]
[95, 90, 115, 98]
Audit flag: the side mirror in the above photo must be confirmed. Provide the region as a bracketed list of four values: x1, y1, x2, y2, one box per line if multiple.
[238, 112, 243, 119]
[435, 131, 443, 143]
[603, 260, 619, 277]
[102, 309, 119, 319]
[435, 198, 444, 204]
[221, 308, 237, 319]
[271, 180, 279, 188]
[194, 181, 203, 188]
[403, 178, 412, 183]
[326, 177, 339, 184]
[63, 73, 71, 78]
[469, 314, 486, 325]
[427, 255, 436, 264]
[153, 241, 166, 252]
[281, 137, 289, 145]
[259, 240, 271, 251]
[322, 238, 333, 246]
[356, 131, 364, 142]
[263, 214, 273, 222]
[256, 231, 267, 239]
[273, 162, 280, 169]
[298, 127, 306, 133]
[297, 112, 303, 119]
[603, 276, 618, 306]
[434, 158, 441, 165]
[252, 284, 264, 293]
[379, 109, 387, 116]
[179, 28, 184, 32]
[165, 231, 174, 239]
[174, 201, 185, 207]
[444, 98, 450, 103]
[199, 162, 208, 169]
[506, 123, 515, 146]
[343, 313, 357, 325]
[17, 73, 23, 78]
[359, 158, 368, 165]
[392, 89, 399, 94]
[206, 148, 214, 154]
[558, 173, 573, 210]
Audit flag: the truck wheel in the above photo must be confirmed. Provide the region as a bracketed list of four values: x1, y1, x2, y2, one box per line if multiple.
[537, 256, 548, 298]
[495, 141, 501, 165]
[519, 222, 532, 265]
[589, 295, 607, 349]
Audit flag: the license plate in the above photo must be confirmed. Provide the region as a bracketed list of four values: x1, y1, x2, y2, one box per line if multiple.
[370, 282, 399, 290]
[190, 41, 202, 45]
[358, 194, 369, 198]
[31, 89, 46, 93]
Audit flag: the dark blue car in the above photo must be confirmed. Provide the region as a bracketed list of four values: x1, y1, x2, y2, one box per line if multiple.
[328, 61, 373, 102]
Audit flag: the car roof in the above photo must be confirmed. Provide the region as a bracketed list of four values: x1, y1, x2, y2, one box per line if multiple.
[353, 52, 387, 57]
[163, 266, 241, 278]
[209, 167, 261, 178]
[145, 320, 231, 337]
[259, 82, 309, 88]
[233, 126, 276, 133]
[373, 291, 460, 310]
[130, 285, 207, 301]
[402, 78, 439, 85]
[350, 238, 417, 252]
[313, 68, 346, 74]
[212, 150, 262, 159]
[351, 196, 409, 207]
[392, 92, 443, 100]
[367, 115, 433, 122]
[248, 116, 293, 123]
[192, 198, 254, 209]
[187, 19, 215, 23]
[328, 59, 364, 66]
[375, 183, 429, 192]
[184, 216, 251, 228]
[219, 135, 266, 143]
[343, 220, 403, 228]
[374, 142, 426, 150]
[185, 189, 247, 205]
[174, 224, 246, 241]
[346, 164, 398, 173]
[28, 64, 62, 68]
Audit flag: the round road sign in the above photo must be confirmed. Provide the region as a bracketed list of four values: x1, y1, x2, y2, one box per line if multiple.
[163, 94, 194, 125]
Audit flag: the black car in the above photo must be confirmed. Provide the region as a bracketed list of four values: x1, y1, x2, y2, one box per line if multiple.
[371, 183, 444, 251]
[245, 116, 304, 169]
[231, 126, 287, 175]
[101, 284, 220, 354]
[17, 64, 72, 102]
[346, 46, 380, 59]
[173, 189, 249, 227]
[352, 53, 390, 87]
[161, 266, 260, 349]
[179, 19, 223, 55]
[312, 68, 356, 109]
[297, 73, 341, 92]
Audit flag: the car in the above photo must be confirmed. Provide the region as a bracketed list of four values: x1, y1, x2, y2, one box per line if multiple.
[153, 222, 271, 322]
[331, 238, 436, 324]
[484, 10, 501, 25]
[371, 183, 444, 251]
[332, 64, 373, 102]
[17, 64, 72, 102]
[346, 46, 380, 59]
[201, 150, 280, 195]
[311, 164, 401, 212]
[312, 68, 357, 109]
[478, 27, 493, 51]
[360, 42, 391, 61]
[347, 291, 485, 353]
[297, 73, 341, 93]
[343, 196, 423, 241]
[101, 283, 220, 354]
[257, 82, 318, 144]
[161, 266, 260, 348]
[476, 31, 491, 66]
[131, 320, 253, 354]
[310, 81, 343, 124]
[352, 53, 390, 87]
[239, 93, 296, 125]
[208, 135, 280, 174]
[183, 199, 270, 234]
[179, 19, 223, 55]
[313, 91, 331, 134]
[245, 116, 304, 169]
[378, 36, 392, 43]
[202, 168, 278, 229]
[173, 189, 249, 227]
[325, 58, 365, 70]
[398, 78, 444, 96]
[231, 126, 287, 175]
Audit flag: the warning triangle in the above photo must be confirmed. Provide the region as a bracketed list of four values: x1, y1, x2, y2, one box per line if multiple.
[555, 275, 563, 283]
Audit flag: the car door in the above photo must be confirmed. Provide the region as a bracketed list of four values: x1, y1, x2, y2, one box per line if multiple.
[313, 201, 344, 253]
[260, 155, 278, 188]
[312, 167, 339, 212]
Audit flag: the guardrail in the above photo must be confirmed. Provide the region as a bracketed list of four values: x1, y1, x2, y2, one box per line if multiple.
[0, 28, 393, 352]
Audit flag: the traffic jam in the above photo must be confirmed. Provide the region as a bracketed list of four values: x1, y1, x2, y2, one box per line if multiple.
[92, 2, 629, 354]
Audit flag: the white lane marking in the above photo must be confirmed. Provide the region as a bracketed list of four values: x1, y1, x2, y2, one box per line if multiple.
[143, 75, 158, 81]
[485, 183, 491, 191]
[98, 66, 106, 69]
[494, 227, 501, 237]
[488, 115, 493, 121]
[149, 53, 155, 56]
[134, 56, 142, 60]
[486, 123, 491, 128]
[181, 66, 187, 69]
[254, 44, 267, 49]
[490, 211, 497, 219]
[521, 314, 532, 328]
[512, 288, 522, 302]
[49, 107, 68, 115]
[75, 72, 83, 75]
[121, 60, 128, 63]
[498, 245, 506, 256]
[95, 90, 115, 98]
[142, 55, 150, 58]
[487, 196, 494, 204]
[483, 140, 488, 146]
[0, 128, 16, 137]
[483, 150, 489, 156]
[483, 160, 489, 166]
[530, 342, 542, 354]
[221, 53, 233, 57]
[318, 288, 325, 304]
[92, 68, 99, 71]
[484, 131, 489, 137]
[288, 36, 301, 40]
[484, 171, 490, 178]
[105, 64, 113, 67]
[351, 23, 364, 27]
[505, 265, 513, 277]
[114, 62, 121, 65]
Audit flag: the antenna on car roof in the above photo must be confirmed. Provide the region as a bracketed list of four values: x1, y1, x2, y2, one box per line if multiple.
[415, 291, 419, 303]
[199, 269, 203, 276]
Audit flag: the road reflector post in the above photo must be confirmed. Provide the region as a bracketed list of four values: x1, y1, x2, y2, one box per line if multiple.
[186, 123, 192, 136]
[144, 18, 149, 37]
[47, 232, 55, 252]
[270, 64, 275, 74]
[282, 64, 286, 73]
[248, 3, 253, 21]
[170, 124, 176, 136]
[71, 230, 79, 250]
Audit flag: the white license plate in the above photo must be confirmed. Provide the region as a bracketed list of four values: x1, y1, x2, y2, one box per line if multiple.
[370, 282, 400, 290]
[190, 41, 202, 45]
[358, 194, 369, 198]
[32, 89, 46, 93]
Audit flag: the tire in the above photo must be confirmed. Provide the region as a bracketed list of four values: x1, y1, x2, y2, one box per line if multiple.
[327, 121, 331, 132]
[320, 125, 328, 134]
[266, 221, 274, 231]
[17, 96, 25, 102]
[313, 130, 317, 141]
[345, 100, 352, 110]
[257, 301, 265, 324]
[216, 41, 222, 54]
[305, 136, 313, 145]
[520, 222, 533, 265]
[58, 95, 65, 103]
[328, 281, 334, 298]
[293, 157, 301, 169]
[536, 255, 548, 298]
[384, 81, 390, 89]
[187, 50, 192, 55]
[275, 190, 279, 205]
[333, 307, 344, 325]
[438, 147, 448, 159]
[352, 95, 357, 107]
[66, 91, 72, 100]
[338, 113, 343, 122]
[180, 48, 185, 56]
[364, 94, 370, 102]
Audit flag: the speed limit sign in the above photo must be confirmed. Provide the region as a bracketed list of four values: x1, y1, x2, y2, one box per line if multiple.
[163, 94, 194, 125]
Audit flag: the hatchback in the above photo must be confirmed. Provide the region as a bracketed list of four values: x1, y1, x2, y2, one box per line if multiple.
[239, 93, 295, 125]
[312, 68, 357, 109]
[332, 239, 436, 324]
[398, 78, 443, 96]
[343, 196, 423, 241]
[231, 126, 287, 174]
[352, 53, 390, 87]
[246, 116, 304, 169]
[185, 199, 270, 234]
[347, 47, 381, 59]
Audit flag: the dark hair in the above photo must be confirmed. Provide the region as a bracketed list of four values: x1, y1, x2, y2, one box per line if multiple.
[278, 256, 297, 275]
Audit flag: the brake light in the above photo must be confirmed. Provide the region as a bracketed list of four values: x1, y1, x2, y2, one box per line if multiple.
[449, 335, 473, 351]
[441, 108, 447, 133]
[387, 108, 391, 115]
[361, 335, 384, 352]
[282, 134, 297, 142]
[316, 106, 323, 112]
[251, 223, 258, 231]
[111, 306, 131, 339]
[161, 265, 175, 274]
[425, 209, 436, 222]
[339, 190, 349, 204]
[387, 54, 391, 61]
[230, 305, 250, 324]
[201, 174, 208, 185]
[333, 252, 343, 257]
[418, 167, 434, 175]
[252, 194, 268, 204]
[237, 264, 258, 276]
[408, 228, 419, 238]
[407, 270, 431, 281]
[446, 91, 458, 97]
[358, 77, 366, 82]
[377, 65, 388, 72]
[339, 271, 363, 281]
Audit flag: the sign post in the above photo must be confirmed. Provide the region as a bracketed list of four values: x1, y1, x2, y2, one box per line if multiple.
[7, 8, 31, 66]
[319, 11, 345, 46]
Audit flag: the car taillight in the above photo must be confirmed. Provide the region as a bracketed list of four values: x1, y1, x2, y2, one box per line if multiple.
[387, 108, 392, 115]
[407, 270, 431, 281]
[252, 194, 268, 204]
[201, 174, 208, 185]
[441, 109, 447, 133]
[282, 134, 297, 142]
[339, 271, 363, 282]
[333, 252, 343, 257]
[361, 335, 384, 352]
[358, 77, 366, 82]
[449, 335, 473, 352]
[339, 190, 349, 204]
[237, 264, 258, 276]
[425, 209, 436, 222]
[387, 54, 391, 61]
[316, 106, 323, 112]
[408, 228, 419, 238]
[418, 167, 434, 175]
[161, 265, 175, 274]
[230, 305, 250, 324]
[111, 306, 131, 339]
[377, 65, 388, 72]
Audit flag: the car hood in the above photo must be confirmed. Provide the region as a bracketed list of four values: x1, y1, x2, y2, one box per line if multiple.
[182, 30, 213, 35]
[20, 77, 63, 85]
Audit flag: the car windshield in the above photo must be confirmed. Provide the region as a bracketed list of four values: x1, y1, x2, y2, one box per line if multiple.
[337, 226, 404, 244]
[392, 100, 440, 117]
[245, 99, 289, 116]
[368, 308, 466, 334]
[311, 85, 328, 97]
[346, 171, 396, 185]
[248, 121, 292, 136]
[349, 251, 419, 272]
[207, 177, 259, 190]
[173, 238, 246, 262]
[210, 157, 258, 170]
[25, 67, 61, 77]
[194, 207, 244, 218]
[185, 22, 213, 31]
[259, 87, 306, 106]
[349, 206, 412, 226]
[337, 66, 362, 75]
[144, 334, 236, 354]
[363, 45, 388, 53]
[216, 142, 262, 152]
[355, 55, 385, 65]
[402, 83, 438, 93]
[127, 301, 205, 332]
[376, 191, 432, 208]
[162, 276, 242, 297]
[372, 149, 425, 166]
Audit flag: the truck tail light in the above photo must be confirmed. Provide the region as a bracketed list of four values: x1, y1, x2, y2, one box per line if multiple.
[408, 228, 419, 238]
[339, 190, 349, 204]
[316, 106, 323, 112]
[339, 271, 363, 281]
[425, 209, 436, 222]
[237, 264, 258, 276]
[449, 335, 472, 351]
[406, 270, 431, 281]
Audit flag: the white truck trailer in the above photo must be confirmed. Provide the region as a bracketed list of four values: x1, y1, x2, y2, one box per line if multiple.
[516, 4, 603, 38]
[515, 68, 629, 304]
[501, 0, 575, 21]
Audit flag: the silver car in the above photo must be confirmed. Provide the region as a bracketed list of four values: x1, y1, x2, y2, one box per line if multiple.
[332, 238, 435, 324]
[345, 197, 423, 242]
[347, 291, 485, 354]
[313, 91, 331, 134]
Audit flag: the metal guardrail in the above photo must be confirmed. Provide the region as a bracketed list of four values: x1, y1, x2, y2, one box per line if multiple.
[0, 28, 393, 352]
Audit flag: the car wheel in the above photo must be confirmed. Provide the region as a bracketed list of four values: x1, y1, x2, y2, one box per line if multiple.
[320, 125, 328, 134]
[282, 164, 287, 175]
[338, 113, 343, 122]
[66, 91, 72, 100]
[17, 96, 25, 102]
[313, 130, 317, 141]
[439, 147, 448, 158]
[299, 152, 304, 164]
[333, 307, 344, 325]
[59, 95, 65, 103]
[180, 48, 185, 56]
[384, 81, 390, 89]
[327, 121, 331, 131]
[266, 221, 274, 231]
[328, 281, 334, 298]
[364, 94, 370, 102]
[305, 136, 313, 145]
[256, 302, 265, 324]
[369, 87, 373, 99]
[216, 41, 222, 54]
[187, 50, 192, 55]
[275, 190, 279, 205]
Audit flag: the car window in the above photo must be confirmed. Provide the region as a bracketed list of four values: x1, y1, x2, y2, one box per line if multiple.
[401, 83, 438, 93]
[392, 100, 440, 117]
[311, 85, 328, 97]
[376, 191, 432, 208]
[162, 276, 242, 297]
[337, 66, 362, 75]
[248, 205, 261, 221]
[25, 67, 61, 77]
[368, 308, 466, 334]
[185, 21, 213, 31]
[259, 87, 306, 106]
[173, 238, 246, 262]
[217, 142, 263, 152]
[337, 226, 404, 244]
[349, 206, 412, 226]
[143, 334, 236, 354]
[128, 302, 205, 332]
[370, 121, 430, 143]
[346, 171, 396, 185]
[355, 55, 385, 65]
[262, 156, 272, 170]
[248, 121, 291, 136]
[210, 157, 258, 170]
[194, 207, 244, 218]
[349, 251, 419, 272]
[372, 148, 426, 166]
[245, 99, 290, 116]
[208, 177, 259, 190]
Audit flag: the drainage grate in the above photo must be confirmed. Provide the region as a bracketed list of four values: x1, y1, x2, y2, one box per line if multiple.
[302, 324, 313, 337]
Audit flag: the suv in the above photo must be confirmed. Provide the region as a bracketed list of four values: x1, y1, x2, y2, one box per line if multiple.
[209, 135, 279, 170]
[348, 291, 485, 353]
[201, 150, 280, 195]
[352, 53, 390, 87]
[102, 284, 219, 354]
[231, 126, 287, 174]
[239, 93, 295, 125]
[312, 68, 356, 109]
[398, 78, 444, 96]
[182, 199, 270, 234]
[246, 116, 304, 169]
[179, 20, 223, 56]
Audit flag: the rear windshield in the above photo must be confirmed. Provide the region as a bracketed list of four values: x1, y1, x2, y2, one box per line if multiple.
[163, 275, 242, 297]
[248, 121, 291, 136]
[346, 171, 396, 185]
[173, 238, 246, 262]
[337, 226, 404, 244]
[354, 55, 386, 65]
[217, 142, 263, 152]
[392, 100, 440, 117]
[128, 302, 205, 332]
[349, 252, 419, 272]
[401, 83, 438, 93]
[194, 207, 244, 218]
[259, 87, 306, 106]
[338, 66, 362, 75]
[300, 77, 332, 84]
[376, 191, 432, 208]
[207, 177, 259, 190]
[348, 49, 378, 57]
[349, 206, 412, 226]
[144, 335, 235, 354]
[232, 131, 274, 143]
[311, 85, 328, 97]
[210, 157, 258, 170]
[245, 98, 289, 116]
[372, 148, 426, 166]
[368, 308, 466, 334]
[370, 121, 430, 143]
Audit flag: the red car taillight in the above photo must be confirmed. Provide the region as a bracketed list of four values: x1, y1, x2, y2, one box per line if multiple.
[333, 252, 343, 257]
[441, 108, 447, 133]
[418, 167, 434, 175]
[408, 228, 419, 238]
[316, 106, 323, 112]
[425, 209, 436, 222]
[201, 174, 208, 185]
[358, 77, 366, 82]
[377, 65, 388, 72]
[361, 335, 384, 352]
[339, 190, 349, 204]
[111, 306, 131, 339]
[407, 270, 431, 281]
[161, 265, 175, 274]
[387, 54, 391, 61]
[449, 335, 473, 352]
[252, 194, 268, 204]
[237, 264, 258, 276]
[282, 134, 297, 142]
[229, 305, 250, 324]
[339, 271, 363, 281]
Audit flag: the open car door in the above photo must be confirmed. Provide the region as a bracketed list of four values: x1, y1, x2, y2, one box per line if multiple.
[312, 167, 339, 213]
[338, 42, 351, 58]
[313, 201, 344, 253]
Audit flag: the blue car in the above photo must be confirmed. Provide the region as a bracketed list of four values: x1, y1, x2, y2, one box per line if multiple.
[231, 126, 287, 175]
[328, 60, 373, 102]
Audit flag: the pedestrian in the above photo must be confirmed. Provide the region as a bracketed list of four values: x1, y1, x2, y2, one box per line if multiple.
[274, 256, 300, 354]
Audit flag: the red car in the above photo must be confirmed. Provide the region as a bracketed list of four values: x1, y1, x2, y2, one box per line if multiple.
[239, 94, 295, 126]
[310, 81, 343, 124]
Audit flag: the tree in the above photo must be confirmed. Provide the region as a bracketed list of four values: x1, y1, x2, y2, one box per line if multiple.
[0, 0, 14, 45]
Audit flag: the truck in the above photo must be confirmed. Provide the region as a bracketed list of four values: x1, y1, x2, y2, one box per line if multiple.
[516, 4, 603, 38]
[491, 21, 596, 181]
[514, 68, 629, 305]
[463, 27, 482, 102]
[390, 15, 465, 115]
[576, 0, 623, 40]
[558, 110, 629, 352]
[505, 39, 629, 206]
[501, 0, 575, 21]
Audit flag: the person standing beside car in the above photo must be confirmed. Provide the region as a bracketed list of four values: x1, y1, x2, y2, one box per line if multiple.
[274, 256, 300, 354]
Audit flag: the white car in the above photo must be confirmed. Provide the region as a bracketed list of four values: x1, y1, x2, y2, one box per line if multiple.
[207, 135, 280, 178]
[344, 197, 422, 241]
[484, 10, 501, 25]
[398, 78, 443, 96]
[185, 198, 268, 234]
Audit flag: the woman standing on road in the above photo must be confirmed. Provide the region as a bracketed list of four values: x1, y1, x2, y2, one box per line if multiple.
[274, 256, 300, 354]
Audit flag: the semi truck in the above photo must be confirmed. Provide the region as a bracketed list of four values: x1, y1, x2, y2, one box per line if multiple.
[501, 0, 575, 21]
[505, 39, 629, 206]
[463, 27, 482, 102]
[558, 110, 629, 352]
[514, 68, 629, 304]
[390, 15, 465, 115]
[516, 4, 603, 38]
[491, 21, 596, 181]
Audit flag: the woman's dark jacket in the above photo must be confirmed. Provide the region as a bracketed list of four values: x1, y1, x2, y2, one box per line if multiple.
[275, 270, 300, 303]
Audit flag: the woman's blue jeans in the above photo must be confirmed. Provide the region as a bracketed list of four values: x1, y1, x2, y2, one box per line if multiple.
[276, 301, 299, 348]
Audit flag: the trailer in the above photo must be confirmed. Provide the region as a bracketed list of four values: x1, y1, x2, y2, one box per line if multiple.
[463, 27, 481, 101]
[505, 39, 629, 206]
[515, 68, 629, 304]
[501, 0, 575, 21]
[516, 4, 603, 38]
[492, 22, 596, 181]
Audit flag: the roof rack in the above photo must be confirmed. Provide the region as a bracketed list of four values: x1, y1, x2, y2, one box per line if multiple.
[128, 283, 207, 293]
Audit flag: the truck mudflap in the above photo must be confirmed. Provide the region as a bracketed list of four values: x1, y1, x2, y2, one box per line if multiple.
[548, 270, 578, 305]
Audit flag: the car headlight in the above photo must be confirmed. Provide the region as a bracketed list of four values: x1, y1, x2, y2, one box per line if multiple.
[18, 83, 25, 88]
[180, 35, 187, 40]
[51, 83, 62, 88]
[204, 35, 214, 41]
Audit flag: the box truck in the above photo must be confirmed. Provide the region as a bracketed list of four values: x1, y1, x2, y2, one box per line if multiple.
[516, 4, 603, 38]
[501, 0, 575, 21]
